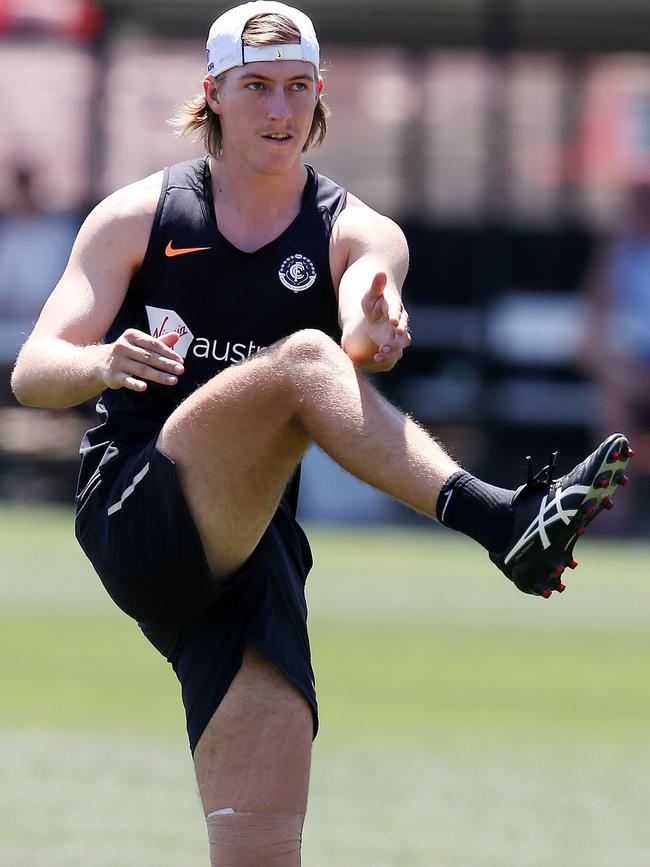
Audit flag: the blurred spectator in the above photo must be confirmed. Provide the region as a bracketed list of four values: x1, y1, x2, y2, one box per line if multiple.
[0, 165, 86, 499]
[0, 165, 78, 351]
[581, 182, 650, 531]
[0, 0, 102, 39]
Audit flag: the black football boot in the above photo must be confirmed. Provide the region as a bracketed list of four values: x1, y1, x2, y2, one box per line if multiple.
[490, 433, 634, 598]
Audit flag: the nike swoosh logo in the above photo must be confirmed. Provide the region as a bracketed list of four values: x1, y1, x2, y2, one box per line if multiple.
[440, 488, 454, 524]
[165, 241, 212, 258]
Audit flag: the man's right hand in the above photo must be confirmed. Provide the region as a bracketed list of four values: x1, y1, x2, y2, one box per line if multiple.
[102, 329, 185, 392]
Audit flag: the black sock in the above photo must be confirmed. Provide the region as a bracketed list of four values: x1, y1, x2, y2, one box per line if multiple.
[436, 470, 515, 552]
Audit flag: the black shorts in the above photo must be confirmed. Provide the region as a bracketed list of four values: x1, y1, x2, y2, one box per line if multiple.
[75, 439, 318, 754]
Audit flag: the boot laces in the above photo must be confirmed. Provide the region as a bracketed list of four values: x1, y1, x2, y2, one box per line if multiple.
[524, 451, 558, 489]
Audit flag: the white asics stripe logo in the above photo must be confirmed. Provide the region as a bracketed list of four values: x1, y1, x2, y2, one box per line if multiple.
[107, 463, 150, 516]
[504, 483, 590, 565]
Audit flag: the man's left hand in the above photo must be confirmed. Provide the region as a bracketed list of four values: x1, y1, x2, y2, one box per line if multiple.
[361, 272, 411, 370]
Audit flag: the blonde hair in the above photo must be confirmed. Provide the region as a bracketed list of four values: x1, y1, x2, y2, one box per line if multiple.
[173, 13, 329, 156]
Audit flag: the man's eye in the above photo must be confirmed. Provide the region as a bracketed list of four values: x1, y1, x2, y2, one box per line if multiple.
[247, 82, 265, 90]
[291, 82, 308, 91]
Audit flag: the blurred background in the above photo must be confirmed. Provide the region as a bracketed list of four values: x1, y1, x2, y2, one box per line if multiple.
[1, 5, 650, 867]
[2, 0, 650, 529]
[1, 0, 650, 531]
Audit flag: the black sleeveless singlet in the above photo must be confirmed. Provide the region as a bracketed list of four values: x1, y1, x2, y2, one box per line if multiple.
[77, 156, 346, 497]
[74, 159, 347, 751]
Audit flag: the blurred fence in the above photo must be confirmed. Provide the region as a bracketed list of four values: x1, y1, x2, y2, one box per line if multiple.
[1, 9, 649, 528]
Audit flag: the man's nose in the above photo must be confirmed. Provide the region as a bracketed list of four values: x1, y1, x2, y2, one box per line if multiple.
[267, 88, 291, 121]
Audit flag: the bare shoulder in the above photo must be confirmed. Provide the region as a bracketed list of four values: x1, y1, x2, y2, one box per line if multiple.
[95, 170, 162, 219]
[78, 170, 163, 267]
[333, 192, 407, 249]
[330, 191, 408, 284]
[28, 170, 165, 342]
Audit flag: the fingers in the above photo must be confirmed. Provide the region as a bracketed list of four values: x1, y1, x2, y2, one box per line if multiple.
[372, 343, 403, 367]
[368, 271, 387, 297]
[131, 344, 184, 373]
[159, 331, 181, 349]
[394, 307, 410, 339]
[371, 305, 411, 366]
[386, 297, 403, 328]
[104, 328, 185, 391]
[361, 273, 389, 322]
[369, 274, 403, 327]
[372, 329, 411, 366]
[120, 375, 148, 393]
[117, 359, 182, 389]
[124, 328, 184, 363]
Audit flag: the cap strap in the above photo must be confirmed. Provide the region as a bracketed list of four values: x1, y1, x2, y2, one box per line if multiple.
[241, 43, 310, 64]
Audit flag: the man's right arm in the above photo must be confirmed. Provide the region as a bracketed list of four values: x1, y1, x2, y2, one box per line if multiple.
[11, 174, 185, 409]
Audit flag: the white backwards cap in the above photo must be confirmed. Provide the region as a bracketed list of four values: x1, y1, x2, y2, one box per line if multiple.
[206, 2, 320, 78]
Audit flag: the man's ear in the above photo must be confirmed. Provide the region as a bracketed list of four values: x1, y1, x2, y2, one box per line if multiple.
[204, 75, 223, 115]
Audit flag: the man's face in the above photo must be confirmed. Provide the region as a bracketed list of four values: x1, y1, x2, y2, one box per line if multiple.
[206, 60, 319, 173]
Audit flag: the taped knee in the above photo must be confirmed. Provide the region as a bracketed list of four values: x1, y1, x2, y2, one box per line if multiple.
[206, 809, 303, 866]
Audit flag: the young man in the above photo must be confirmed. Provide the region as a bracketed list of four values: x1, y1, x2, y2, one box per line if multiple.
[11, 2, 633, 863]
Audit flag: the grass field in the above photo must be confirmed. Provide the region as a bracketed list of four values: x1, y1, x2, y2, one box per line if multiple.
[1, 505, 649, 866]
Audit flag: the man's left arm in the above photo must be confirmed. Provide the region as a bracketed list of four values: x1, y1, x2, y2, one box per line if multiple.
[334, 202, 411, 372]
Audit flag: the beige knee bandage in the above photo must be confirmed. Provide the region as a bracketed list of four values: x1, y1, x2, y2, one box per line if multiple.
[206, 810, 304, 867]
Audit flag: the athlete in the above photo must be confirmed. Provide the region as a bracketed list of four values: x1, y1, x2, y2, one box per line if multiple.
[10, 3, 634, 864]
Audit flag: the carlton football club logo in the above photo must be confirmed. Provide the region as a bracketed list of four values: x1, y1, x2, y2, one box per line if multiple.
[278, 253, 317, 293]
[145, 306, 194, 359]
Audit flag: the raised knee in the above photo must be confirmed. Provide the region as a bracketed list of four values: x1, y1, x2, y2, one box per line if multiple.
[206, 810, 303, 866]
[281, 328, 342, 366]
